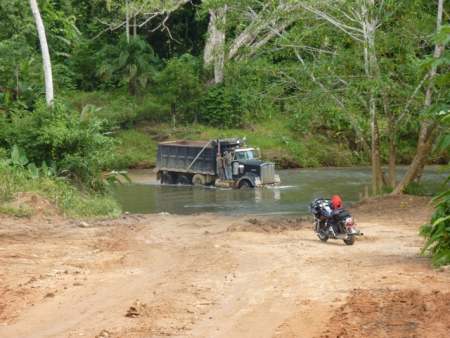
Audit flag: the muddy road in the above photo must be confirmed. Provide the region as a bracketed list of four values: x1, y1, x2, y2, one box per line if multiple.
[0, 195, 449, 337]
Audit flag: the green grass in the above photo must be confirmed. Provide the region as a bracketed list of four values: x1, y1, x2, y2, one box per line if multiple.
[111, 120, 362, 169]
[0, 163, 121, 218]
[0, 205, 33, 218]
[64, 90, 365, 169]
[107, 129, 157, 169]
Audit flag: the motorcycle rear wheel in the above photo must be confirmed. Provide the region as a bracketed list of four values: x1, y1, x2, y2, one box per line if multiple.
[318, 231, 329, 242]
[343, 235, 355, 245]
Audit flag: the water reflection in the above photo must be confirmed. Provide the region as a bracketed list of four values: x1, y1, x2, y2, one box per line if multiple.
[113, 166, 447, 216]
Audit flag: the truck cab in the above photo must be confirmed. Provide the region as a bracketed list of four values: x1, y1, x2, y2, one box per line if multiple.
[228, 147, 280, 188]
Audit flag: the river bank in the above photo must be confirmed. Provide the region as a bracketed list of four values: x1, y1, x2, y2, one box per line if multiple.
[106, 122, 449, 171]
[108, 122, 365, 170]
[1, 195, 449, 337]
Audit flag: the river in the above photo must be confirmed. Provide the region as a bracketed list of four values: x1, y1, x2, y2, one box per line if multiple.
[112, 166, 447, 216]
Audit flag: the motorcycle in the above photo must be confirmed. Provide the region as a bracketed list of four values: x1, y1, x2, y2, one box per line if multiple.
[309, 198, 363, 245]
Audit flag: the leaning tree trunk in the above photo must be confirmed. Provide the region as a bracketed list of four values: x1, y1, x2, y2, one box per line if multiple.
[203, 6, 227, 84]
[392, 0, 445, 194]
[29, 0, 54, 106]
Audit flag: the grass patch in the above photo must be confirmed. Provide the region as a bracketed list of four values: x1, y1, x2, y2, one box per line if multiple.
[404, 182, 429, 196]
[0, 205, 33, 218]
[0, 164, 121, 218]
[115, 120, 364, 169]
[107, 129, 157, 169]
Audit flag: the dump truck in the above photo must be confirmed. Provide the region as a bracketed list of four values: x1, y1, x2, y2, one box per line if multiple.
[155, 138, 280, 188]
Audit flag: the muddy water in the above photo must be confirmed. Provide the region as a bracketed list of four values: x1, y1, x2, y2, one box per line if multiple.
[113, 166, 447, 216]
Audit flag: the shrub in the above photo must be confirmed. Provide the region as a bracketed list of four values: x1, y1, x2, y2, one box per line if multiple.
[0, 100, 115, 189]
[420, 177, 450, 266]
[65, 90, 138, 128]
[154, 54, 202, 125]
[199, 85, 243, 128]
[96, 35, 161, 95]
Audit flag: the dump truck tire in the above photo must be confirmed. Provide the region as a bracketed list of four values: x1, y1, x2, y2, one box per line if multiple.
[161, 172, 175, 184]
[239, 180, 252, 189]
[176, 174, 192, 185]
[192, 174, 206, 186]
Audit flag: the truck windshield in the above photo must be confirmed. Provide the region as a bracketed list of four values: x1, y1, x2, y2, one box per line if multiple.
[234, 149, 258, 160]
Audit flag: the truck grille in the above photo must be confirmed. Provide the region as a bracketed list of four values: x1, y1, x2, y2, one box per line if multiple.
[260, 163, 276, 184]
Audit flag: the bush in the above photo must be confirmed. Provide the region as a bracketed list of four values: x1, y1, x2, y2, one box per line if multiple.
[199, 85, 244, 128]
[420, 114, 450, 266]
[0, 100, 115, 189]
[96, 35, 161, 95]
[154, 54, 202, 125]
[66, 90, 138, 128]
[420, 177, 450, 266]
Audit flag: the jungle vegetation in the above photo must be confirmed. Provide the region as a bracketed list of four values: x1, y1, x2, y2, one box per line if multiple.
[0, 1, 448, 225]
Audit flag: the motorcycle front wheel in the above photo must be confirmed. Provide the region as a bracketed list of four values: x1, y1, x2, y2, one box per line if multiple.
[343, 235, 355, 245]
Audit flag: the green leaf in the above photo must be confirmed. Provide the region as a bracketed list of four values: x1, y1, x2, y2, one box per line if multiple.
[432, 215, 450, 227]
[11, 145, 28, 167]
[27, 162, 39, 179]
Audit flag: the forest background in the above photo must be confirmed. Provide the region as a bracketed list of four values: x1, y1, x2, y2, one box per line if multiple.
[0, 0, 448, 219]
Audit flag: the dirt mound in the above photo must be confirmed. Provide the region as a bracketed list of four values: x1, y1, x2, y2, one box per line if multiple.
[227, 217, 306, 233]
[7, 192, 60, 219]
[352, 195, 431, 217]
[321, 289, 450, 338]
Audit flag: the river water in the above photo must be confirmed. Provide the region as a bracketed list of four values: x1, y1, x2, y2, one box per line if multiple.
[112, 166, 447, 216]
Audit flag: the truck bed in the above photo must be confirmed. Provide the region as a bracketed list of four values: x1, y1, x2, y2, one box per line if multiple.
[156, 141, 216, 175]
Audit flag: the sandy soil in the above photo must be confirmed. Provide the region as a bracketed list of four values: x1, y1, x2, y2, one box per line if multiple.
[0, 195, 449, 338]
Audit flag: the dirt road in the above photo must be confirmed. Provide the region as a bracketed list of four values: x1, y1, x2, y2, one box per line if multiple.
[0, 195, 449, 338]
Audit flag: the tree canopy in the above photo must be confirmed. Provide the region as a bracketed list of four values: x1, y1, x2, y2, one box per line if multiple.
[0, 0, 448, 194]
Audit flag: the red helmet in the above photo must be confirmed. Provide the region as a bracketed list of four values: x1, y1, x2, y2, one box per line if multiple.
[331, 195, 343, 209]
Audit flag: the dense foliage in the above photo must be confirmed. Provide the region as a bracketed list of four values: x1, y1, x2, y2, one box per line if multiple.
[0, 100, 114, 189]
[0, 0, 448, 217]
[421, 183, 450, 266]
[420, 114, 450, 266]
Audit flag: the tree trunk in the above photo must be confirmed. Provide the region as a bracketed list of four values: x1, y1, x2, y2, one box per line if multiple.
[392, 121, 438, 194]
[392, 0, 445, 194]
[125, 0, 130, 43]
[387, 117, 397, 188]
[369, 91, 384, 194]
[171, 103, 176, 129]
[383, 88, 396, 188]
[29, 0, 54, 106]
[203, 6, 227, 84]
[362, 2, 383, 195]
